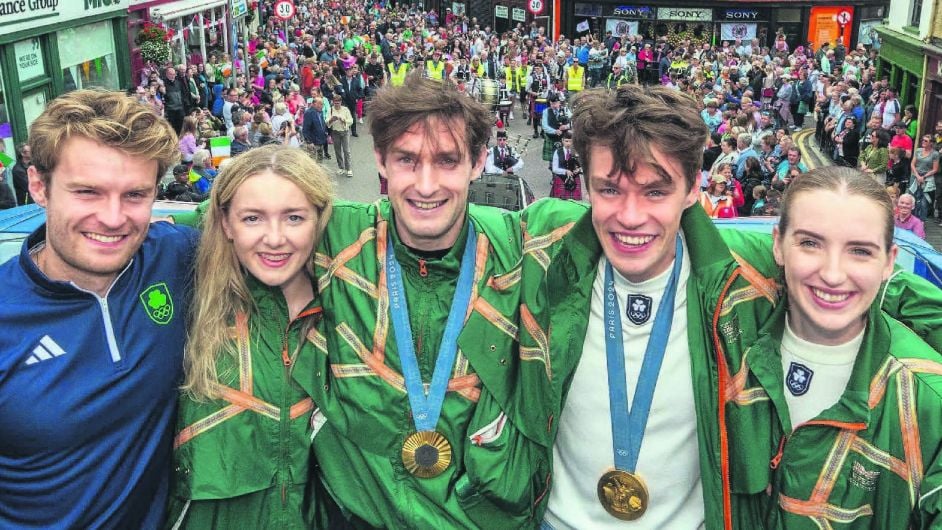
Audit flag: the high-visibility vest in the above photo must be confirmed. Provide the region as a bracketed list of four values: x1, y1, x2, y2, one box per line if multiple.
[607, 73, 628, 89]
[471, 63, 486, 78]
[426, 60, 446, 81]
[387, 62, 409, 86]
[567, 65, 584, 92]
[517, 66, 531, 91]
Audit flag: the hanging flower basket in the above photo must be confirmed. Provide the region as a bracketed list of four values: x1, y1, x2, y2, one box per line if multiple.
[141, 40, 172, 64]
[137, 21, 173, 64]
[136, 21, 172, 45]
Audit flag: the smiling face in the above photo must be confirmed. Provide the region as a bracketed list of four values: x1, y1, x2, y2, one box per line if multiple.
[773, 189, 897, 345]
[27, 136, 157, 294]
[376, 119, 485, 251]
[222, 171, 318, 297]
[587, 145, 698, 283]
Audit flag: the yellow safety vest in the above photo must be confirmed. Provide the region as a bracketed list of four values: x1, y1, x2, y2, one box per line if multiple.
[567, 65, 584, 92]
[387, 62, 409, 87]
[426, 60, 446, 81]
[471, 63, 485, 78]
[517, 66, 531, 91]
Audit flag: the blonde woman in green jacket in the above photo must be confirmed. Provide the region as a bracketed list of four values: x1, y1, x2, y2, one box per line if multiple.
[167, 146, 334, 529]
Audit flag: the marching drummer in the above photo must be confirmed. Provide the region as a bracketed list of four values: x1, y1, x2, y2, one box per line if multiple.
[527, 63, 551, 139]
[485, 131, 524, 175]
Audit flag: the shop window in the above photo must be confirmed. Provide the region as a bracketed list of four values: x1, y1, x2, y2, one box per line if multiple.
[911, 0, 923, 26]
[14, 38, 45, 83]
[57, 21, 118, 92]
[574, 3, 602, 17]
[776, 8, 801, 23]
[0, 69, 11, 160]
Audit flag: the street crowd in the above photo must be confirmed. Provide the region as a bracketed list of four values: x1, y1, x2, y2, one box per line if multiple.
[1, 2, 942, 529]
[4, 0, 938, 239]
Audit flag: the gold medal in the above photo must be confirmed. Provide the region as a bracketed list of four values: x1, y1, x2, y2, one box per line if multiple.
[401, 431, 452, 478]
[597, 469, 648, 520]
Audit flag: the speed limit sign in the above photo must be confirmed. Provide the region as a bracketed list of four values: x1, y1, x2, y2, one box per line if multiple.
[274, 0, 296, 21]
[527, 0, 544, 15]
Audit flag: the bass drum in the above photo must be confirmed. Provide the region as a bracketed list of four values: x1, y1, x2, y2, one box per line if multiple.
[479, 79, 500, 110]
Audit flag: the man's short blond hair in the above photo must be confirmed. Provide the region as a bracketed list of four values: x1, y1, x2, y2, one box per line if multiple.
[29, 88, 178, 185]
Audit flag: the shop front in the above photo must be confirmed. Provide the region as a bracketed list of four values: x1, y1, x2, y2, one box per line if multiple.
[561, 0, 887, 52]
[922, 51, 942, 136]
[715, 8, 770, 48]
[148, 0, 234, 68]
[604, 5, 655, 40]
[654, 7, 713, 48]
[856, 5, 886, 48]
[806, 5, 854, 50]
[0, 0, 128, 148]
[875, 26, 924, 109]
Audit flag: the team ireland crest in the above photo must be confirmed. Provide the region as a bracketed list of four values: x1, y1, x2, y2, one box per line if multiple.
[140, 283, 174, 325]
[786, 362, 813, 396]
[625, 294, 652, 325]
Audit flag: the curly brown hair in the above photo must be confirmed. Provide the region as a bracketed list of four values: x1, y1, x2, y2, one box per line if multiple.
[29, 88, 179, 185]
[570, 85, 709, 190]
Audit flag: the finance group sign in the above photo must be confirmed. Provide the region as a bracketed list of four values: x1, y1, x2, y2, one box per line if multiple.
[0, 0, 124, 36]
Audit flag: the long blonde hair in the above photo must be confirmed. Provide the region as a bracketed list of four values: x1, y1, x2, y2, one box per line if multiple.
[184, 145, 334, 399]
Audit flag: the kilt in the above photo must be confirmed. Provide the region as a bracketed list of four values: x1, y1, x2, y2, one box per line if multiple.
[550, 174, 583, 200]
[542, 136, 556, 161]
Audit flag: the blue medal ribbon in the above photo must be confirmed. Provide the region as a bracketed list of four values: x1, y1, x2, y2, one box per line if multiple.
[386, 224, 477, 433]
[603, 236, 683, 473]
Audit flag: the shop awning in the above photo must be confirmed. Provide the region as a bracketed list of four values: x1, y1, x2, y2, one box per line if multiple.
[150, 0, 229, 21]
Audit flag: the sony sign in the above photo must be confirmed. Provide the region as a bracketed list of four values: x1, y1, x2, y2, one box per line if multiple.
[723, 9, 759, 20]
[657, 7, 712, 21]
[612, 5, 652, 19]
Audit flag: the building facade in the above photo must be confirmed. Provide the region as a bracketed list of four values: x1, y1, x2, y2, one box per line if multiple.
[560, 0, 887, 52]
[917, 1, 942, 133]
[875, 0, 936, 111]
[0, 0, 129, 150]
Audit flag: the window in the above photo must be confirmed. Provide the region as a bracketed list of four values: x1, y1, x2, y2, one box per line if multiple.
[57, 21, 118, 92]
[0, 68, 11, 161]
[911, 0, 923, 26]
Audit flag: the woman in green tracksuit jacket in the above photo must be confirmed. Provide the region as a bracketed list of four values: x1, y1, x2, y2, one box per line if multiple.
[725, 166, 942, 529]
[166, 146, 334, 529]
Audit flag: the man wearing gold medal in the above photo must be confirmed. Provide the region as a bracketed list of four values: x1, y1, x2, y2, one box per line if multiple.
[305, 75, 584, 528]
[515, 85, 942, 530]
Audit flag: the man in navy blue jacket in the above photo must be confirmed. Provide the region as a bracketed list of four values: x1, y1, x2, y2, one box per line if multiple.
[302, 97, 330, 161]
[0, 89, 198, 529]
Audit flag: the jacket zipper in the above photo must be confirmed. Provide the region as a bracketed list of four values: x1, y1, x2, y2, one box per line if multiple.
[70, 259, 134, 364]
[279, 306, 323, 510]
[770, 419, 866, 471]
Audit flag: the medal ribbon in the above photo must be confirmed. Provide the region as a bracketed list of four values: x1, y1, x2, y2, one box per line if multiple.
[604, 236, 683, 473]
[386, 224, 477, 433]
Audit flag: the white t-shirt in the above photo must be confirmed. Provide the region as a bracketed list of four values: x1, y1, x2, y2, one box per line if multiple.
[781, 317, 862, 430]
[881, 98, 901, 130]
[545, 236, 705, 530]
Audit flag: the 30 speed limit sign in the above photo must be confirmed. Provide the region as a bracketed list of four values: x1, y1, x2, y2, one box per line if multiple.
[274, 0, 296, 21]
[527, 0, 544, 15]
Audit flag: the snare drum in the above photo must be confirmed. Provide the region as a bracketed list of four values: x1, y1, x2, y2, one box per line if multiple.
[534, 98, 548, 114]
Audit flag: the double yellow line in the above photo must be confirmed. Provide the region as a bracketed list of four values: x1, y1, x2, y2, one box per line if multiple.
[794, 128, 830, 170]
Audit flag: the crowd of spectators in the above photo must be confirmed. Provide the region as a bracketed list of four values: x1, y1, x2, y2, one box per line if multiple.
[2, 0, 938, 230]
